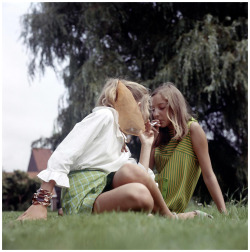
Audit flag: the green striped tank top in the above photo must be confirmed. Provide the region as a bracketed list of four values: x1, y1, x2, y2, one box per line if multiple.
[154, 118, 201, 213]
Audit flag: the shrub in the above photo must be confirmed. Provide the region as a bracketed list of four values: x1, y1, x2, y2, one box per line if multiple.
[2, 170, 40, 211]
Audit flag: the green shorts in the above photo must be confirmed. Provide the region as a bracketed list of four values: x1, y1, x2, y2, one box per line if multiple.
[61, 169, 115, 215]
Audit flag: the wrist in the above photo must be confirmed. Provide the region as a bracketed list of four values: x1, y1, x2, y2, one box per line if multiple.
[219, 207, 227, 214]
[141, 142, 153, 149]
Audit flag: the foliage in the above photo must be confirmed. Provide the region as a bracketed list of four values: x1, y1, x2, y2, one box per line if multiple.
[3, 201, 248, 250]
[21, 3, 247, 201]
[2, 170, 41, 211]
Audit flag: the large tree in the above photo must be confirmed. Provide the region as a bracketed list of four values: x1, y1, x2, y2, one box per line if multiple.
[21, 2, 247, 202]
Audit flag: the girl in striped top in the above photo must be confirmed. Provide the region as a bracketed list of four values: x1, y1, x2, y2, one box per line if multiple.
[150, 83, 227, 214]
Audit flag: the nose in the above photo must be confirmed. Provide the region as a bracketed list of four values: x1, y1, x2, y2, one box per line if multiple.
[153, 109, 159, 119]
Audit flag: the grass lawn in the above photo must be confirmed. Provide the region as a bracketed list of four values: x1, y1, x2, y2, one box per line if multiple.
[2, 202, 248, 250]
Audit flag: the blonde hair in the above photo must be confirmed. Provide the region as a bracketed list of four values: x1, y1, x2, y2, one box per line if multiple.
[152, 82, 193, 145]
[96, 78, 150, 122]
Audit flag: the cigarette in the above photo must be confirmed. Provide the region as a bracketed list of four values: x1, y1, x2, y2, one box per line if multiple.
[150, 122, 157, 126]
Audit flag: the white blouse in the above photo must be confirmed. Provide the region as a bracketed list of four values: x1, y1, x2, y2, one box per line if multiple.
[37, 106, 155, 188]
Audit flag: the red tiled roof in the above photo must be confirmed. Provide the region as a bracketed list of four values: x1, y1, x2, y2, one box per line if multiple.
[32, 148, 53, 172]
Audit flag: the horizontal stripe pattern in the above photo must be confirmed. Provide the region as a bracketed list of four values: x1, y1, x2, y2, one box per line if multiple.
[155, 119, 201, 213]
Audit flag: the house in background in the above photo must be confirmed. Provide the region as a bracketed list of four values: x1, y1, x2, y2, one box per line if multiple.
[27, 148, 58, 211]
[27, 148, 52, 174]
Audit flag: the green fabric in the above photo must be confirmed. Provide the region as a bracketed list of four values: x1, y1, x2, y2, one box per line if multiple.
[155, 118, 201, 213]
[155, 175, 168, 201]
[61, 170, 108, 215]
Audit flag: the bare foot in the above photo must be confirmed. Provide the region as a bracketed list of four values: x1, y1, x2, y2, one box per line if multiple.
[16, 205, 47, 221]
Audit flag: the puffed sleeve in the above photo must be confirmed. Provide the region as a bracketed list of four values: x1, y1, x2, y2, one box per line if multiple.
[37, 109, 114, 188]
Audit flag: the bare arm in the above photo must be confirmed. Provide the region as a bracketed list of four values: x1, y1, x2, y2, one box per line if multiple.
[190, 122, 227, 213]
[17, 180, 56, 221]
[149, 148, 155, 170]
[138, 122, 154, 170]
[148, 120, 160, 170]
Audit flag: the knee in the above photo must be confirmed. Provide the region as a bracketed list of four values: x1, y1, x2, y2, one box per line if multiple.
[129, 183, 154, 212]
[121, 163, 138, 174]
[118, 163, 149, 183]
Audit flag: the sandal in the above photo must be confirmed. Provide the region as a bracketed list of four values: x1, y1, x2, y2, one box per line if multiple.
[194, 210, 213, 219]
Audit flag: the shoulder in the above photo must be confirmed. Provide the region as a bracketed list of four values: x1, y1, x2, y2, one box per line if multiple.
[190, 121, 207, 141]
[190, 121, 201, 132]
[92, 106, 117, 124]
[92, 106, 116, 117]
[93, 106, 114, 116]
[76, 107, 115, 129]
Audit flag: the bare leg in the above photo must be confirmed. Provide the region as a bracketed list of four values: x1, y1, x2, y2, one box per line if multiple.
[93, 183, 154, 214]
[112, 163, 173, 217]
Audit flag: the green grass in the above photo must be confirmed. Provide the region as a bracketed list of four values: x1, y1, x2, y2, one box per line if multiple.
[2, 202, 248, 250]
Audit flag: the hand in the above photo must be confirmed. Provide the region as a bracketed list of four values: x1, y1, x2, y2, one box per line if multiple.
[151, 120, 160, 144]
[139, 121, 155, 146]
[121, 143, 128, 152]
[16, 204, 48, 221]
[220, 208, 228, 215]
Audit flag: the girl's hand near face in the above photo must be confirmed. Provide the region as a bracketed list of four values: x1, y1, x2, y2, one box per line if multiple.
[148, 120, 160, 170]
[151, 120, 160, 144]
[138, 121, 155, 146]
[138, 121, 155, 169]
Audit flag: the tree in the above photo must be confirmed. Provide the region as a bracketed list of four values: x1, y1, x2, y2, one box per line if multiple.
[21, 2, 247, 202]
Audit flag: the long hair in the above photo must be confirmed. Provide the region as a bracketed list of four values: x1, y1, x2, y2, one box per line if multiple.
[152, 82, 193, 146]
[96, 78, 150, 122]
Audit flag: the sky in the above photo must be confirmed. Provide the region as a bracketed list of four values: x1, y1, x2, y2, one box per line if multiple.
[2, 2, 66, 172]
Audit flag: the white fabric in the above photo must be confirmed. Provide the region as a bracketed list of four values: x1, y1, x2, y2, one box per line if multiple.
[37, 107, 155, 188]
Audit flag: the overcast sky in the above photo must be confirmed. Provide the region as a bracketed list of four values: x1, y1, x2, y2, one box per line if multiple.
[2, 2, 66, 172]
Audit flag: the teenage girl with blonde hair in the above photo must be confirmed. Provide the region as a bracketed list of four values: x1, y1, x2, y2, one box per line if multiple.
[150, 82, 227, 214]
[18, 78, 198, 221]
